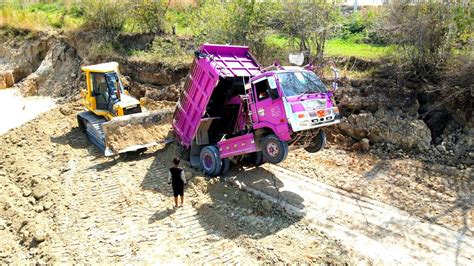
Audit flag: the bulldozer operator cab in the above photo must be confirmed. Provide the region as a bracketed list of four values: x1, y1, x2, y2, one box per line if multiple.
[91, 72, 122, 112]
[81, 62, 141, 120]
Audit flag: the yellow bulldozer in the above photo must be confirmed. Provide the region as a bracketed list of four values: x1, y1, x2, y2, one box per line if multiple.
[77, 62, 173, 156]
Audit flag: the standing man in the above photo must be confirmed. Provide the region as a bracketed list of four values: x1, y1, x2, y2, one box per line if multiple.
[168, 157, 186, 208]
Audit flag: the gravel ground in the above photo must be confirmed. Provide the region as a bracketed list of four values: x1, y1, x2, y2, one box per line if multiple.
[0, 102, 353, 264]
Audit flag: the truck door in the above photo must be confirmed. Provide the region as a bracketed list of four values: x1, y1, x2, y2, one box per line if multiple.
[251, 76, 286, 130]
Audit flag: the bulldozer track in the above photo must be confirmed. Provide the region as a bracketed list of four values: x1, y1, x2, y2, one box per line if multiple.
[48, 161, 249, 264]
[231, 164, 474, 265]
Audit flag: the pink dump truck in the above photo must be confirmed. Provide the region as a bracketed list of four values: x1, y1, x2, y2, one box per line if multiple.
[173, 44, 340, 176]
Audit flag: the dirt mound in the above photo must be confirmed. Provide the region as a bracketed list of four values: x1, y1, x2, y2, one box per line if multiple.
[0, 30, 82, 99]
[337, 108, 432, 151]
[0, 103, 80, 263]
[103, 111, 174, 153]
[0, 30, 50, 83]
[140, 97, 177, 111]
[334, 77, 472, 165]
[129, 79, 185, 102]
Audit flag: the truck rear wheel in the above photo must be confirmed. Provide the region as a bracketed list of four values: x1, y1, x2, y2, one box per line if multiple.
[199, 145, 223, 177]
[220, 158, 231, 175]
[248, 151, 265, 166]
[261, 134, 288, 164]
[304, 130, 326, 153]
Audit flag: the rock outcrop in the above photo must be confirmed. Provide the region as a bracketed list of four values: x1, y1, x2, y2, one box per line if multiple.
[335, 78, 431, 151]
[338, 109, 432, 151]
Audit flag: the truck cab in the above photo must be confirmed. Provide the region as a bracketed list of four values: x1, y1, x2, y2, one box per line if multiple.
[249, 69, 340, 139]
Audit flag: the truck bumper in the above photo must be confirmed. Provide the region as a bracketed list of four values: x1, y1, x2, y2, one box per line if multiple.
[290, 118, 341, 132]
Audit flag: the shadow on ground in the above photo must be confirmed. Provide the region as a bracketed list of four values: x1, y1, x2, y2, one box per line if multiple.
[145, 151, 303, 240]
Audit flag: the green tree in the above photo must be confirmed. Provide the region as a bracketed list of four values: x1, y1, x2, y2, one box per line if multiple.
[131, 0, 171, 34]
[191, 0, 274, 60]
[378, 1, 472, 79]
[275, 0, 340, 61]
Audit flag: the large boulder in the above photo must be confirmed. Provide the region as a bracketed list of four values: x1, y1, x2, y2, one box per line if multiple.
[336, 80, 420, 116]
[338, 108, 432, 151]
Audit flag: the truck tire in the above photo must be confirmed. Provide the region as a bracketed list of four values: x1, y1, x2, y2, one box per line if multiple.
[199, 145, 223, 176]
[220, 158, 231, 175]
[261, 134, 289, 164]
[304, 130, 326, 153]
[248, 151, 265, 166]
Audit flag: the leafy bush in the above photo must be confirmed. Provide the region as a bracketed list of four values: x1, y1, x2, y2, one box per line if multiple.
[130, 0, 169, 34]
[336, 9, 383, 44]
[130, 36, 191, 69]
[378, 1, 472, 80]
[81, 0, 127, 32]
[0, 1, 84, 30]
[190, 0, 276, 63]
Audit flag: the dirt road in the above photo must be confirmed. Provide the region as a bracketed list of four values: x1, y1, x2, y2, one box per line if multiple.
[230, 164, 474, 265]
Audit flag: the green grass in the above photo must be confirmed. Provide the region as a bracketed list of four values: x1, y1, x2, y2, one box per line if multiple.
[265, 34, 393, 60]
[166, 9, 195, 36]
[325, 38, 395, 60]
[0, 2, 84, 31]
[266, 34, 289, 48]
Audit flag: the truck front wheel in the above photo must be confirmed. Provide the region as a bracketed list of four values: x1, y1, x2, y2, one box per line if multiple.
[261, 134, 289, 164]
[199, 146, 223, 177]
[304, 130, 326, 153]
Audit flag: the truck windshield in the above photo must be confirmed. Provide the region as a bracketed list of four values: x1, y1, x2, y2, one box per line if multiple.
[277, 71, 327, 97]
[104, 72, 124, 94]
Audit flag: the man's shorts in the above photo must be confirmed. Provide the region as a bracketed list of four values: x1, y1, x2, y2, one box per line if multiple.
[172, 185, 184, 197]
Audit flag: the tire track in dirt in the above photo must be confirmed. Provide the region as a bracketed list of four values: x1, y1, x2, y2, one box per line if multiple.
[49, 159, 252, 264]
[229, 164, 474, 265]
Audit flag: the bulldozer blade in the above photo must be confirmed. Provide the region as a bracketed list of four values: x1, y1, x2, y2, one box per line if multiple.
[101, 110, 175, 156]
